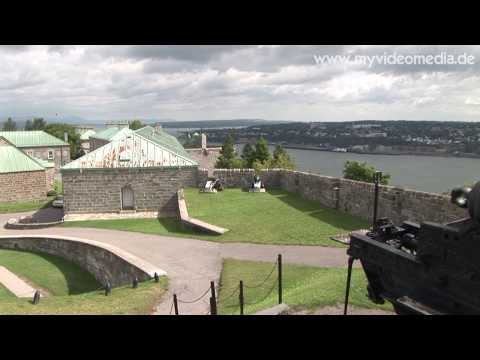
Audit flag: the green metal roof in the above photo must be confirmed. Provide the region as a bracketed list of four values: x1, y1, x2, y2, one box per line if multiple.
[90, 127, 125, 141]
[0, 131, 69, 147]
[80, 129, 96, 140]
[0, 142, 45, 173]
[135, 126, 193, 160]
[61, 130, 198, 170]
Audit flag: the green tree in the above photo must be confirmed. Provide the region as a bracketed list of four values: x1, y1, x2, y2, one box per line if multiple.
[129, 119, 144, 130]
[241, 143, 256, 168]
[44, 123, 83, 160]
[270, 144, 296, 170]
[343, 160, 390, 185]
[254, 137, 271, 163]
[24, 119, 32, 130]
[215, 134, 240, 169]
[2, 117, 17, 131]
[25, 118, 46, 130]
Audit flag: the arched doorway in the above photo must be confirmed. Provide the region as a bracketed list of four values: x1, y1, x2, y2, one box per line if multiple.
[121, 185, 135, 210]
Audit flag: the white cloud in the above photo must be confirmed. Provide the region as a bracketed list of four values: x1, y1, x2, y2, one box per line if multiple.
[0, 45, 480, 121]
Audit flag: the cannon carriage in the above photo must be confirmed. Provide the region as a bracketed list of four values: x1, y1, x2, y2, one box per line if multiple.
[345, 175, 480, 315]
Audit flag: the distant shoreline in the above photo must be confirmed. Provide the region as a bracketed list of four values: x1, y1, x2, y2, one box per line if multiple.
[281, 144, 480, 159]
[212, 142, 480, 160]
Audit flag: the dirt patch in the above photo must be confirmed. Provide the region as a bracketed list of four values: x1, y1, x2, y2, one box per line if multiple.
[285, 304, 395, 315]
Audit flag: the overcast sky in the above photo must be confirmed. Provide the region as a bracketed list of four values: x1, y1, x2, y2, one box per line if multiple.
[2, 45, 480, 122]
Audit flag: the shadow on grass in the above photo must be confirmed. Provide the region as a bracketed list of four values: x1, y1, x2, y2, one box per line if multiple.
[267, 189, 368, 231]
[10, 249, 100, 295]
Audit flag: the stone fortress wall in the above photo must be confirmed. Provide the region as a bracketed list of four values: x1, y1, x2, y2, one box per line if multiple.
[200, 168, 467, 225]
[0, 235, 165, 287]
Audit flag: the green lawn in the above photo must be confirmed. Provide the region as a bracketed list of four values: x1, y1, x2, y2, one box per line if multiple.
[217, 259, 393, 315]
[0, 248, 99, 296]
[64, 188, 368, 247]
[0, 249, 168, 314]
[0, 280, 168, 315]
[0, 197, 54, 214]
[0, 284, 13, 299]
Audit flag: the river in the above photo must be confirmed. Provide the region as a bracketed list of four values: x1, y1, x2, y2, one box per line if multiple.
[99, 126, 480, 193]
[279, 147, 480, 194]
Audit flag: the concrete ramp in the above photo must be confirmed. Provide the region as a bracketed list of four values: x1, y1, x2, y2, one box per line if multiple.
[177, 189, 229, 235]
[0, 266, 38, 298]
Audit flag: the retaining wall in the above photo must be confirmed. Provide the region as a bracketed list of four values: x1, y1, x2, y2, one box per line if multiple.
[0, 235, 166, 287]
[207, 169, 467, 224]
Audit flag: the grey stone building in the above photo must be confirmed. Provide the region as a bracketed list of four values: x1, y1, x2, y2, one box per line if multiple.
[88, 123, 131, 152]
[61, 126, 199, 217]
[185, 134, 222, 174]
[0, 130, 70, 171]
[0, 137, 54, 203]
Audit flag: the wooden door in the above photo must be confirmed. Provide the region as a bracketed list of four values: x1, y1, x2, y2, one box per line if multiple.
[122, 186, 134, 210]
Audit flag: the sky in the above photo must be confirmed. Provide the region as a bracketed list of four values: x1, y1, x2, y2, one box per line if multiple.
[2, 45, 480, 123]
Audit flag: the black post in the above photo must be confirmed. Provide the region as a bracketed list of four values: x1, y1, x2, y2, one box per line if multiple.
[278, 254, 283, 304]
[173, 294, 179, 315]
[154, 272, 159, 283]
[372, 171, 382, 230]
[104, 281, 111, 296]
[210, 296, 217, 315]
[344, 256, 355, 315]
[210, 281, 216, 303]
[33, 290, 41, 305]
[210, 281, 217, 315]
[239, 280, 244, 315]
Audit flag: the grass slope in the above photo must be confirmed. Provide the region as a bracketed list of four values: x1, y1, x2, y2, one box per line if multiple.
[0, 197, 54, 214]
[217, 259, 393, 315]
[0, 280, 168, 315]
[0, 249, 168, 314]
[64, 188, 368, 246]
[0, 248, 99, 297]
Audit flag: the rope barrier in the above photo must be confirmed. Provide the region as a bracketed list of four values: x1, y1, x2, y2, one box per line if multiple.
[169, 255, 282, 314]
[177, 286, 211, 304]
[244, 275, 279, 306]
[217, 285, 239, 305]
[244, 260, 278, 289]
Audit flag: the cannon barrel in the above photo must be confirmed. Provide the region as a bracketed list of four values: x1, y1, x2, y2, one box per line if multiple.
[451, 182, 480, 223]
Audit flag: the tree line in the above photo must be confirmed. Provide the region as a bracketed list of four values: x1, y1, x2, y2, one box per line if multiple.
[1, 117, 84, 159]
[215, 134, 391, 185]
[215, 135, 296, 171]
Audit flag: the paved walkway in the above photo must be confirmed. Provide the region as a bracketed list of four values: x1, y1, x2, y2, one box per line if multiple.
[0, 212, 352, 315]
[0, 266, 38, 298]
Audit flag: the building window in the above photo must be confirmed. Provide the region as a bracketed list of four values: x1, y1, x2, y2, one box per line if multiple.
[48, 150, 54, 160]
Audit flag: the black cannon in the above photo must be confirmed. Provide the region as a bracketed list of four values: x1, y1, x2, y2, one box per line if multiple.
[345, 178, 480, 315]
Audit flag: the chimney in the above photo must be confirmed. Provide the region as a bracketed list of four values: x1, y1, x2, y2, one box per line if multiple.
[201, 133, 207, 150]
[64, 132, 68, 142]
[155, 123, 162, 134]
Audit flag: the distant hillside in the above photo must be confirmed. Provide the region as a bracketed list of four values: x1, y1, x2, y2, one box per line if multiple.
[158, 119, 291, 128]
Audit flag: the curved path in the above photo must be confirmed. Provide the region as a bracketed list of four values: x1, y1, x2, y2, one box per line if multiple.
[0, 212, 351, 315]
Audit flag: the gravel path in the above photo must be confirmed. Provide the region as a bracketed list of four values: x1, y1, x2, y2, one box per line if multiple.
[0, 212, 354, 315]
